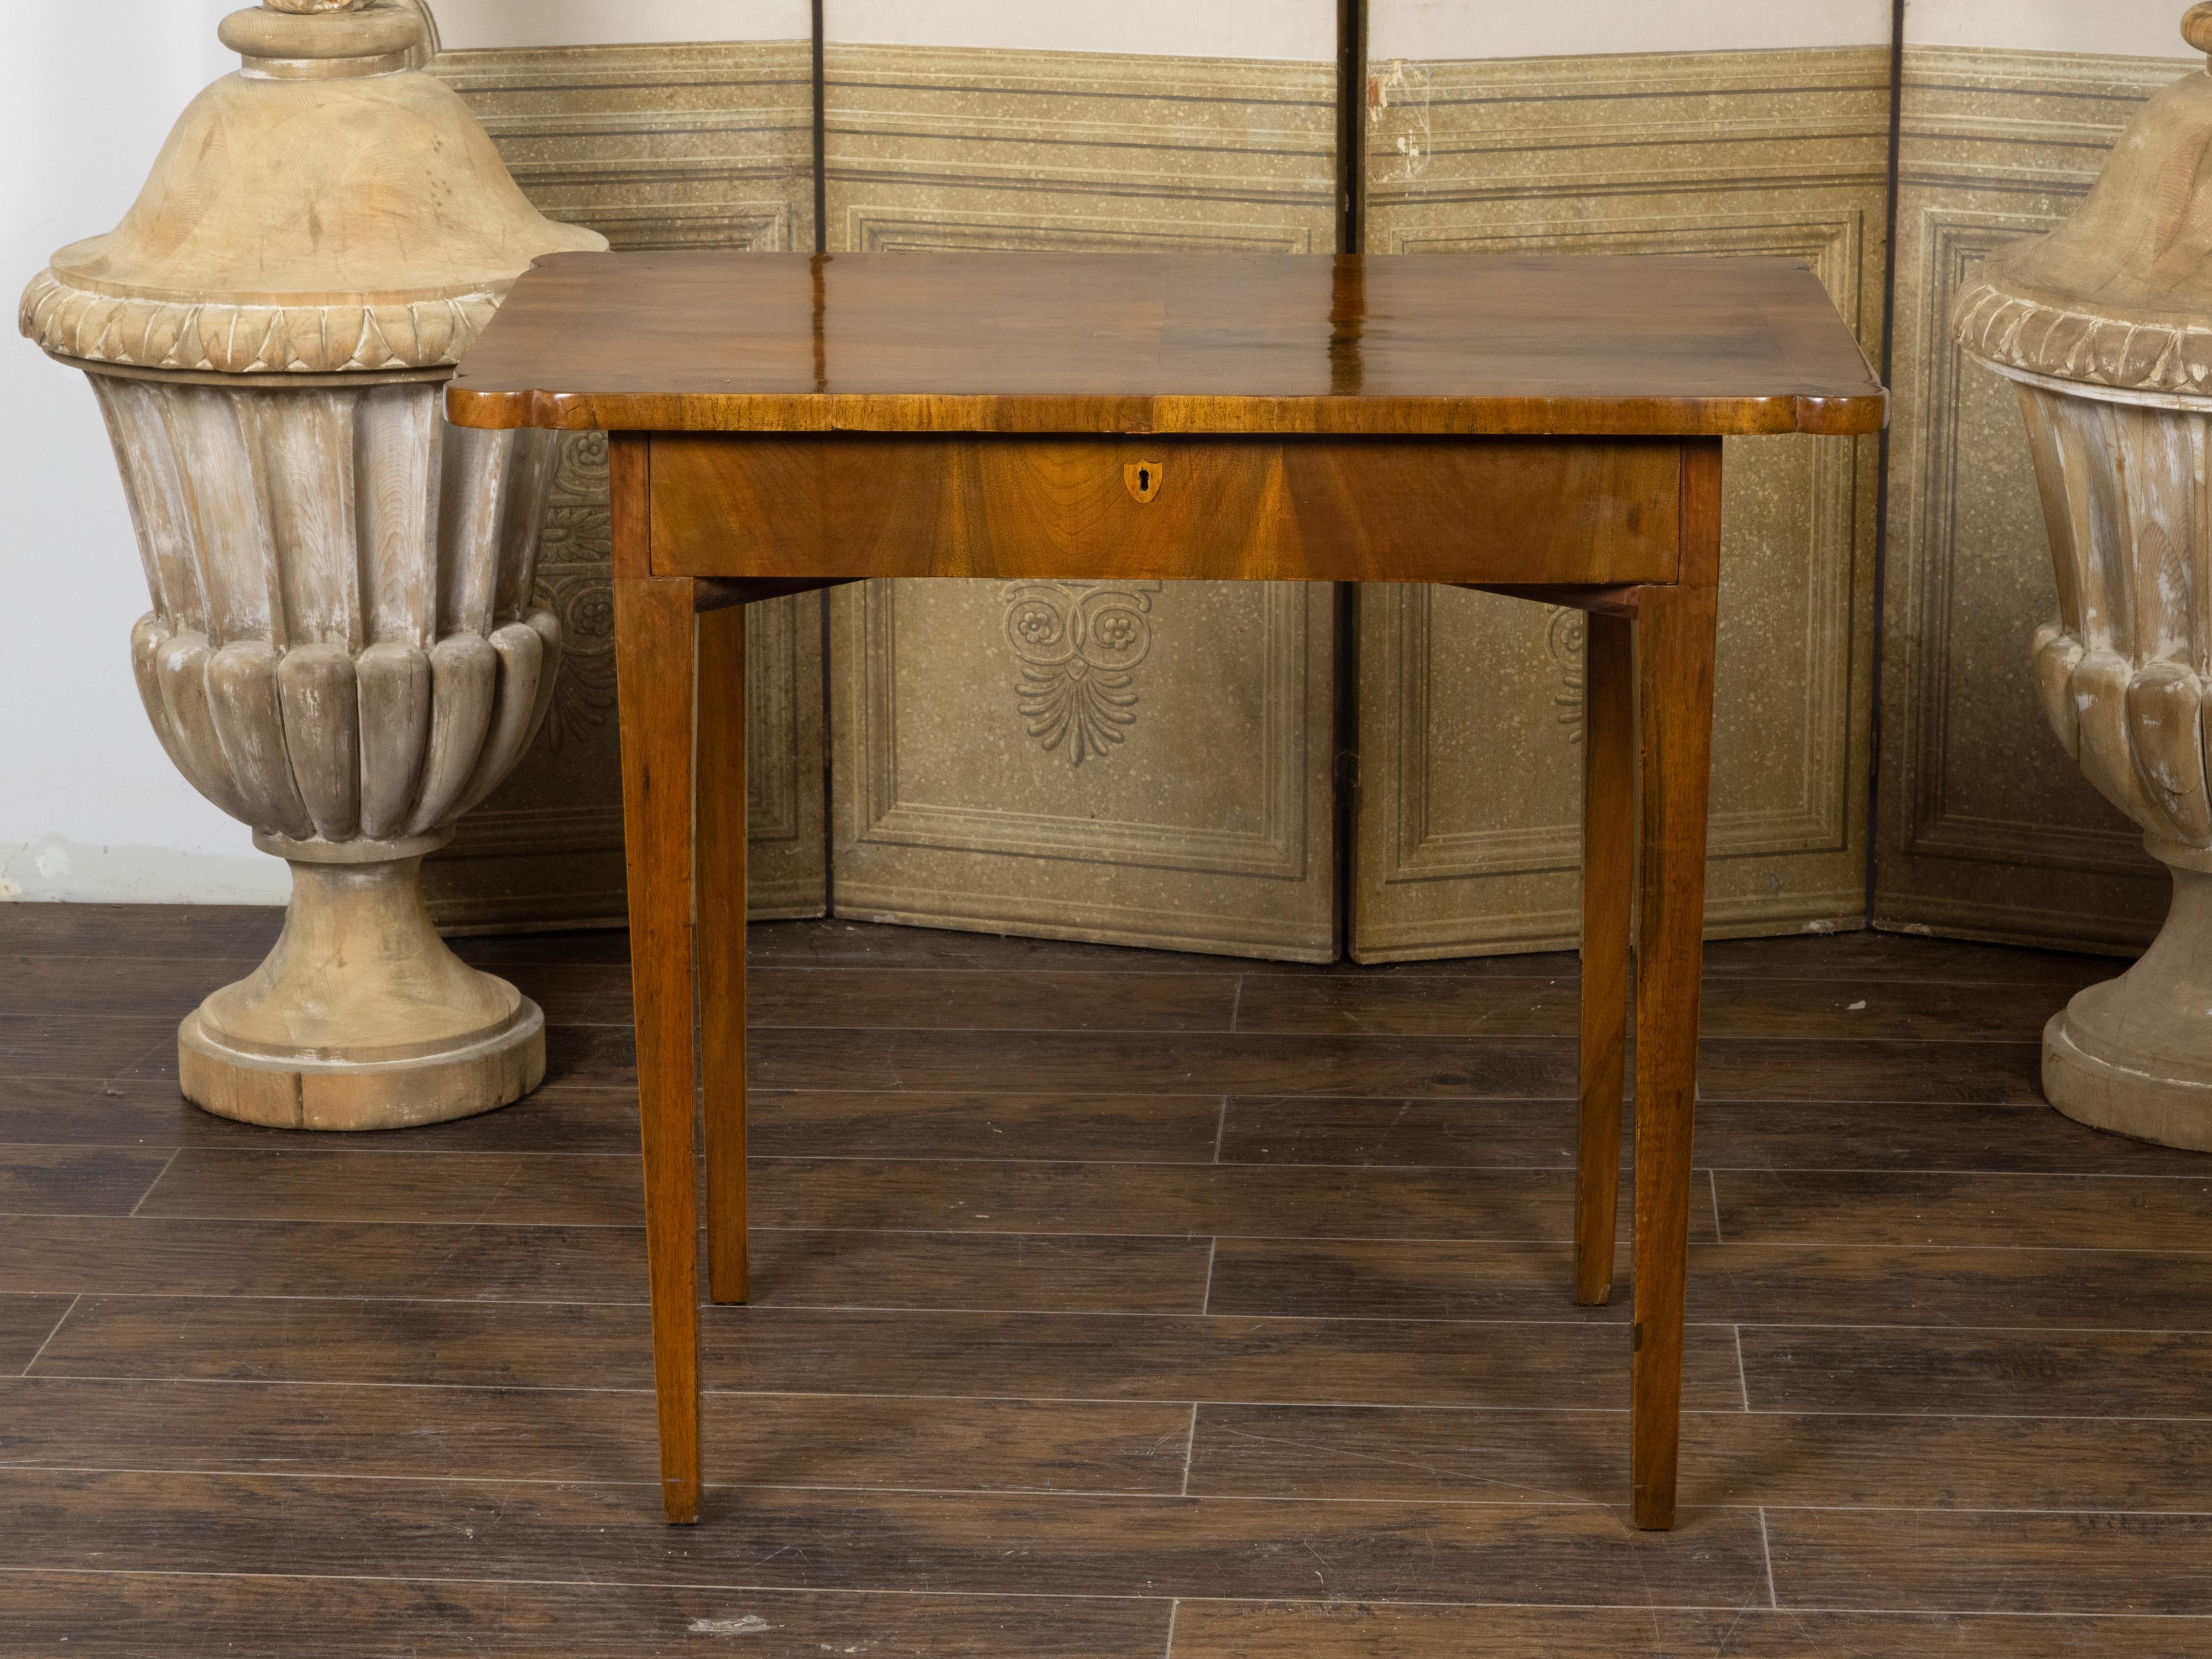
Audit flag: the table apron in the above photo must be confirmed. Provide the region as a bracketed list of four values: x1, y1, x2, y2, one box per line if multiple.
[643, 433, 1686, 586]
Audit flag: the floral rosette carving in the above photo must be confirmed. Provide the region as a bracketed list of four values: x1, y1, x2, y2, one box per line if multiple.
[1001, 581, 1157, 766]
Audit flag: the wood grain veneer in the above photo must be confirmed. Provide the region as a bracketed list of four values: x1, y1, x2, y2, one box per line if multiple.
[448, 251, 1886, 437]
[645, 434, 1682, 584]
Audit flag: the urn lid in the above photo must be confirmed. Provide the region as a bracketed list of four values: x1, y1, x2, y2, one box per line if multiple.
[18, 0, 606, 376]
[1956, 4, 2212, 394]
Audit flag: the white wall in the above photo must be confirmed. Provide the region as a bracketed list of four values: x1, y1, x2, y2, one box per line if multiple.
[1904, 0, 2194, 56]
[1369, 0, 1893, 61]
[826, 0, 1336, 60]
[1368, 0, 2195, 61]
[0, 1, 286, 902]
[432, 0, 808, 49]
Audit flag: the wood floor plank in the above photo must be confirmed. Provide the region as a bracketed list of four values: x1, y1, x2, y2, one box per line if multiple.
[456, 928, 634, 967]
[135, 1149, 1693, 1243]
[1233, 976, 2060, 1042]
[0, 904, 278, 958]
[749, 1029, 1582, 1097]
[748, 1091, 1227, 1162]
[1232, 975, 1581, 1038]
[1218, 1096, 2212, 1175]
[0, 956, 260, 1019]
[29, 1296, 1750, 1409]
[1, 1020, 2046, 1106]
[1208, 1238, 2212, 1329]
[0, 1213, 645, 1300]
[744, 968, 1240, 1032]
[0, 956, 618, 1026]
[0, 1145, 175, 1214]
[1209, 1239, 1619, 1323]
[1741, 1326, 2212, 1417]
[0, 1074, 653, 1152]
[469, 962, 628, 1025]
[0, 1080, 1232, 1162]
[1715, 1168, 2212, 1249]
[0, 1216, 1206, 1312]
[0, 1016, 176, 1082]
[1691, 1041, 2042, 1104]
[744, 920, 2111, 988]
[1220, 1097, 1590, 1167]
[1695, 932, 2114, 985]
[1186, 1402, 2212, 1511]
[1167, 1602, 2212, 1658]
[0, 1079, 196, 1147]
[0, 1293, 74, 1371]
[1768, 1507, 2212, 1615]
[0, 1572, 1175, 1658]
[0, 1376, 1193, 1493]
[0, 1468, 1773, 1606]
[747, 1030, 2039, 1103]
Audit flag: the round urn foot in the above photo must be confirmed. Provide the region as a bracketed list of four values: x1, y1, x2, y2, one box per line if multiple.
[2041, 850, 2212, 1152]
[178, 838, 548, 1132]
[180, 1003, 545, 1132]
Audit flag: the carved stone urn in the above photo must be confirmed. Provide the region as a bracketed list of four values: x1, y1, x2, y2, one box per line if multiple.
[1955, 3, 2212, 1149]
[19, 0, 606, 1130]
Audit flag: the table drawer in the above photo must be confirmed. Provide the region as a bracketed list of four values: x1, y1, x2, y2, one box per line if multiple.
[645, 434, 1683, 586]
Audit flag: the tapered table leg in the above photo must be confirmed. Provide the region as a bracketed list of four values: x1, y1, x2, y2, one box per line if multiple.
[1629, 441, 1721, 1531]
[697, 602, 750, 1306]
[611, 436, 704, 1526]
[1575, 609, 1635, 1307]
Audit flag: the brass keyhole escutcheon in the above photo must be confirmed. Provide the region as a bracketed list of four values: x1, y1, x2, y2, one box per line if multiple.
[1124, 459, 1164, 503]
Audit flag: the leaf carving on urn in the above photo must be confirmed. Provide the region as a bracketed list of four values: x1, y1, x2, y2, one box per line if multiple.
[1000, 581, 1158, 766]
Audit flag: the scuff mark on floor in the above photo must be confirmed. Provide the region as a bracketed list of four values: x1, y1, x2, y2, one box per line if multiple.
[688, 1615, 772, 1635]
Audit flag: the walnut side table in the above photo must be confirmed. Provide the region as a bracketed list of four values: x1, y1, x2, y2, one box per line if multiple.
[447, 249, 1887, 1530]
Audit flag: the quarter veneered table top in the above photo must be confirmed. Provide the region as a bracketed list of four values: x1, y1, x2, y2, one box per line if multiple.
[447, 251, 1886, 439]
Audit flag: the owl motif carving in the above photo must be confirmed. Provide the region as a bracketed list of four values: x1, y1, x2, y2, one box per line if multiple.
[1000, 581, 1159, 766]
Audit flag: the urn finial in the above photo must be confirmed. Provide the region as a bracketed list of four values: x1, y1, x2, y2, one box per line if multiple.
[19, 0, 602, 375]
[215, 0, 429, 81]
[2185, 3, 2212, 56]
[1953, 6, 2212, 392]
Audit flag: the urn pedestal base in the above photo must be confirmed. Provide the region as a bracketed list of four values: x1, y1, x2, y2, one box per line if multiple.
[179, 835, 545, 1132]
[2043, 843, 2212, 1152]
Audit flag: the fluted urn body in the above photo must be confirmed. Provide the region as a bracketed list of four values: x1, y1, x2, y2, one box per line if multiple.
[20, 0, 605, 1128]
[1955, 3, 2212, 1149]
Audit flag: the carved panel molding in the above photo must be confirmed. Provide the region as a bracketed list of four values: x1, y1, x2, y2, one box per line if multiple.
[1872, 45, 2191, 950]
[822, 39, 1340, 959]
[421, 36, 823, 929]
[1355, 45, 1888, 958]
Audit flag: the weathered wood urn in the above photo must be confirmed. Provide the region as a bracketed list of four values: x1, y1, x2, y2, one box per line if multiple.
[18, 0, 605, 1129]
[1955, 4, 2212, 1149]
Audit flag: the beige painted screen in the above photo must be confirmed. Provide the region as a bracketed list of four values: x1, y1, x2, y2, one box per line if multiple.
[1351, 5, 1892, 958]
[1872, 1, 2189, 951]
[821, 1, 1344, 960]
[417, 1, 828, 927]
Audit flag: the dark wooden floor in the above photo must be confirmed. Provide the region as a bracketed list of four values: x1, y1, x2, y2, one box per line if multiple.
[2, 907, 2210, 1656]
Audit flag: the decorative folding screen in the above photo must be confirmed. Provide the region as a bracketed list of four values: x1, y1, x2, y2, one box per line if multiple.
[1349, 11, 1891, 957]
[420, 14, 827, 927]
[820, 6, 1345, 960]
